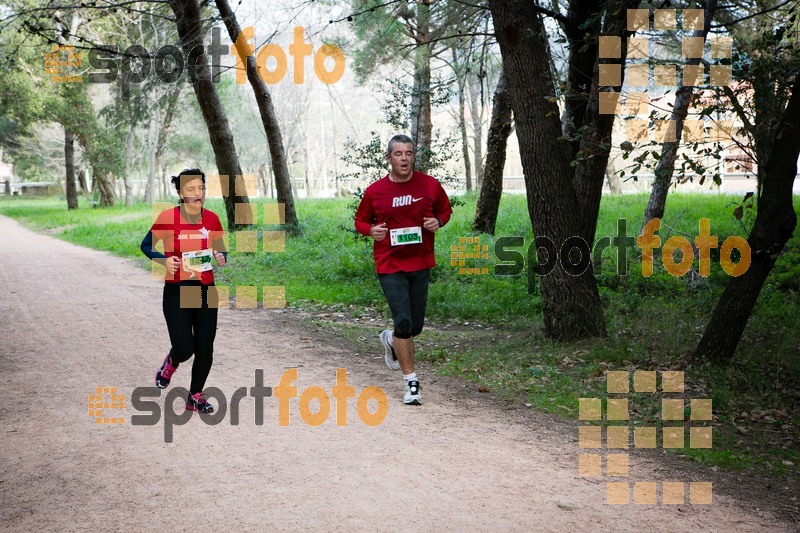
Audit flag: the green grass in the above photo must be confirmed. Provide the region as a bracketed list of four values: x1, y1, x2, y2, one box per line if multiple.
[2, 191, 799, 475]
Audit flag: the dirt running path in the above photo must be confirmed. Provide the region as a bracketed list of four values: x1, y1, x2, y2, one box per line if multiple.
[0, 214, 791, 532]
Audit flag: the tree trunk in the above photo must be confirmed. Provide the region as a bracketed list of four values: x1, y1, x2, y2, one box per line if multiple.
[146, 124, 156, 204]
[94, 169, 115, 206]
[562, 0, 602, 159]
[123, 130, 134, 206]
[605, 158, 622, 194]
[410, 0, 433, 172]
[268, 162, 275, 199]
[65, 129, 78, 210]
[454, 49, 472, 191]
[644, 0, 717, 225]
[468, 71, 484, 187]
[474, 72, 512, 234]
[694, 74, 800, 363]
[77, 132, 115, 207]
[329, 90, 339, 194]
[154, 84, 182, 203]
[569, 0, 633, 245]
[215, 0, 299, 231]
[287, 148, 298, 199]
[488, 0, 609, 339]
[78, 168, 88, 195]
[161, 160, 169, 200]
[168, 0, 251, 229]
[303, 131, 312, 198]
[257, 163, 268, 197]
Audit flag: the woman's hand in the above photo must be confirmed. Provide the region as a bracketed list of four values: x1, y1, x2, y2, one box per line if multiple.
[165, 256, 180, 274]
[214, 251, 226, 267]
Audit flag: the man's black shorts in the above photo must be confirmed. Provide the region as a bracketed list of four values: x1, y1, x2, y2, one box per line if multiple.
[378, 269, 430, 339]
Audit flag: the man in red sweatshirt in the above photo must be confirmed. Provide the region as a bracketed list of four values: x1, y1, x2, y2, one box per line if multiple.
[354, 134, 453, 405]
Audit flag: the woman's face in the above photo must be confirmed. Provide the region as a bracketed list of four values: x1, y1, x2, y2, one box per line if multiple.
[180, 177, 206, 207]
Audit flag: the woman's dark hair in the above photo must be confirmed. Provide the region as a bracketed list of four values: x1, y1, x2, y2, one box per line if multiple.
[170, 168, 206, 192]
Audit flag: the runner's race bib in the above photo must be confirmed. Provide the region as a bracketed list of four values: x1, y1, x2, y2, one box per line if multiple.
[390, 226, 423, 246]
[182, 249, 214, 273]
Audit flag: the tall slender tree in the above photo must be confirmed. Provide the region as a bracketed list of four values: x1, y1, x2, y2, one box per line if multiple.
[167, 0, 252, 228]
[473, 70, 512, 234]
[215, 0, 298, 232]
[643, 0, 718, 225]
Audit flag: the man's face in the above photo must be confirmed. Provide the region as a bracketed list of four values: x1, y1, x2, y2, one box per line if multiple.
[386, 142, 415, 179]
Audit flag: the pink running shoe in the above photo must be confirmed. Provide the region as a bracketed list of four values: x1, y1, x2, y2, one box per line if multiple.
[186, 392, 214, 413]
[155, 354, 178, 389]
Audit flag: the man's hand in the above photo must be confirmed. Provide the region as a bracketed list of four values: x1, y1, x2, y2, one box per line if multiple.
[370, 222, 388, 241]
[423, 217, 441, 232]
[165, 256, 180, 274]
[214, 251, 226, 267]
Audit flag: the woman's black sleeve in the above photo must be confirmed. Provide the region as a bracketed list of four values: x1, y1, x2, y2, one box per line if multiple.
[140, 230, 167, 260]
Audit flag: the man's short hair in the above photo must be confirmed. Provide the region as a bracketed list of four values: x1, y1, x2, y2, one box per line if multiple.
[386, 134, 416, 157]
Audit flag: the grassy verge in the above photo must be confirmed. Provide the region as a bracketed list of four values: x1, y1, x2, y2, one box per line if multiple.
[2, 192, 798, 476]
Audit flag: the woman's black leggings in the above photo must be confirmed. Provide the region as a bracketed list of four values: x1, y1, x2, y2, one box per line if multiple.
[162, 282, 218, 394]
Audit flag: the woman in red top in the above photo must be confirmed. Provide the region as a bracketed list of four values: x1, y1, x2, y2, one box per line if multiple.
[140, 169, 227, 413]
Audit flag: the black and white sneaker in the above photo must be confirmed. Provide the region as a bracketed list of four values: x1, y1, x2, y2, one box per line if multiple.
[403, 380, 421, 405]
[380, 329, 401, 371]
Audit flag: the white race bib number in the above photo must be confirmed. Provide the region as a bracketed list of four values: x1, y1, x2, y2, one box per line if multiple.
[182, 249, 214, 273]
[390, 226, 423, 246]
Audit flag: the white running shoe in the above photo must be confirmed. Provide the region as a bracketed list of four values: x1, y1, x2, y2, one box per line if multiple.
[403, 380, 421, 405]
[380, 329, 401, 371]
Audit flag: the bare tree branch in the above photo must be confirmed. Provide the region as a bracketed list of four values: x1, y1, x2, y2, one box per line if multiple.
[712, 0, 792, 28]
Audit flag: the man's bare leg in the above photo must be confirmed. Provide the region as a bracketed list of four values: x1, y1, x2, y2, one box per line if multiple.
[394, 334, 421, 404]
[393, 335, 414, 375]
